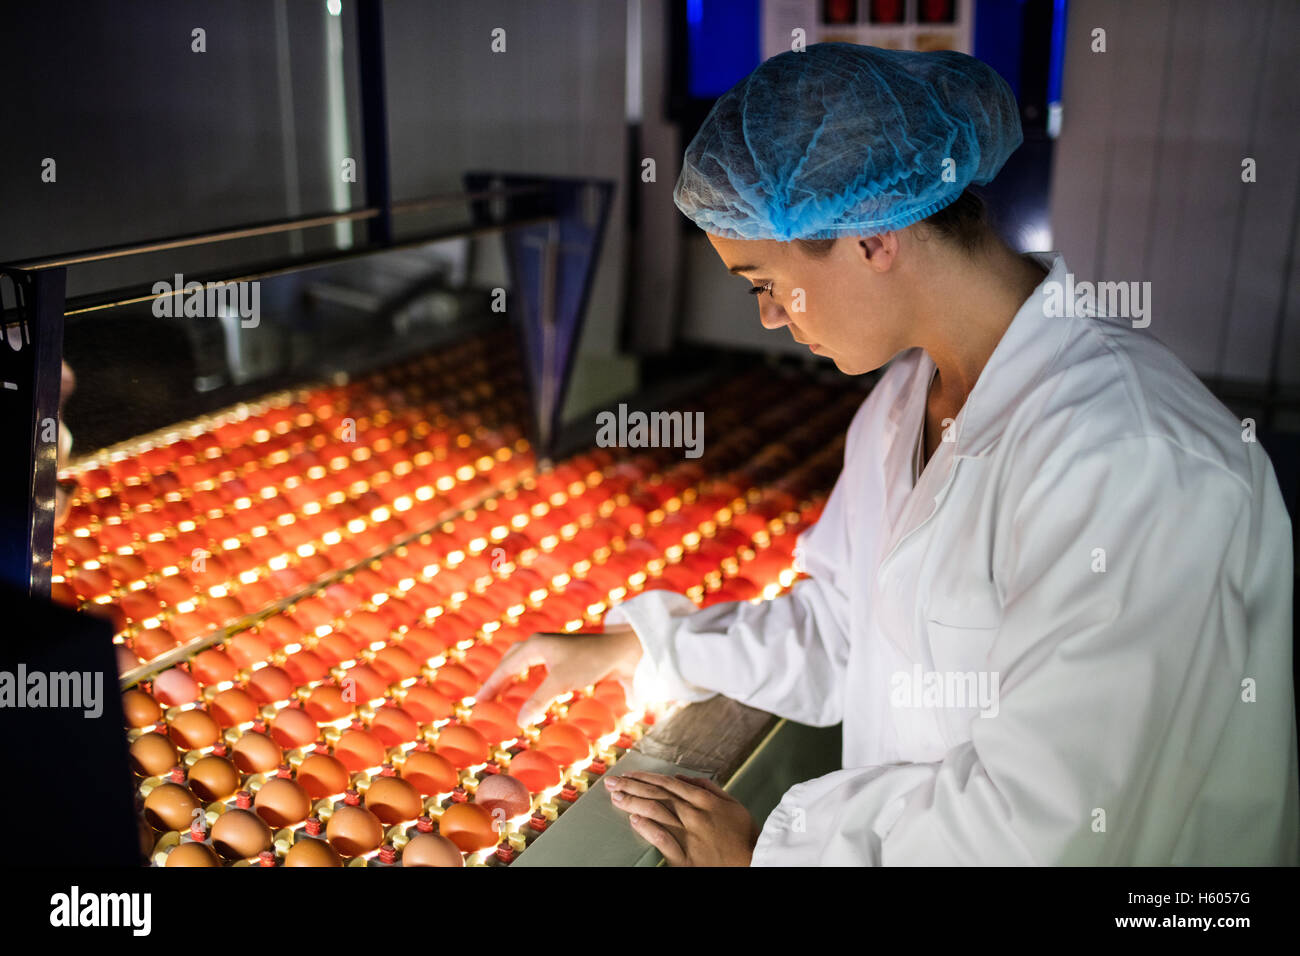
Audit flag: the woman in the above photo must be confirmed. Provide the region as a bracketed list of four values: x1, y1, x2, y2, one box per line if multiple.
[481, 43, 1297, 865]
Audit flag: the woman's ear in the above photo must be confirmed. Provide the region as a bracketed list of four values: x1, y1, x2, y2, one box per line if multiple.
[857, 232, 899, 271]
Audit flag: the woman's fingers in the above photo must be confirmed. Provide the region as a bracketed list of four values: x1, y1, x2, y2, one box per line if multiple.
[628, 814, 687, 866]
[608, 789, 684, 829]
[619, 771, 717, 810]
[476, 636, 549, 702]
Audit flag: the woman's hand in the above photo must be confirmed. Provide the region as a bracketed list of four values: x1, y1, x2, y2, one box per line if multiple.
[477, 625, 644, 727]
[605, 772, 760, 866]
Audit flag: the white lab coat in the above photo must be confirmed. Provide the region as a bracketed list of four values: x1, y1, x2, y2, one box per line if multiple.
[605, 251, 1298, 865]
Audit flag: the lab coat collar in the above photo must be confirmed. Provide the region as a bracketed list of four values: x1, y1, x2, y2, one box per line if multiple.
[950, 251, 1071, 459]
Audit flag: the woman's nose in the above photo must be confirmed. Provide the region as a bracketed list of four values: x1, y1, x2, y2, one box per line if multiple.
[758, 299, 789, 330]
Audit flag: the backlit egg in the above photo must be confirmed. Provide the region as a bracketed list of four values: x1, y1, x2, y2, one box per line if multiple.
[400, 684, 454, 724]
[209, 687, 258, 727]
[565, 697, 617, 739]
[364, 775, 423, 824]
[326, 805, 383, 857]
[231, 731, 283, 773]
[507, 749, 562, 793]
[152, 668, 200, 706]
[467, 700, 520, 743]
[536, 721, 590, 766]
[269, 707, 320, 749]
[284, 837, 343, 867]
[129, 732, 178, 777]
[304, 684, 353, 722]
[132, 628, 179, 662]
[187, 755, 241, 801]
[165, 841, 220, 867]
[143, 782, 200, 831]
[340, 663, 389, 703]
[334, 727, 386, 773]
[246, 665, 294, 704]
[211, 808, 272, 860]
[473, 772, 532, 820]
[399, 750, 459, 796]
[401, 832, 464, 867]
[168, 709, 222, 750]
[435, 724, 489, 769]
[122, 689, 162, 728]
[368, 706, 420, 747]
[297, 752, 351, 799]
[254, 777, 312, 828]
[437, 802, 497, 852]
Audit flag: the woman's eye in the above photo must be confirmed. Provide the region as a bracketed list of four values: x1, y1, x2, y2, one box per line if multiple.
[748, 282, 774, 297]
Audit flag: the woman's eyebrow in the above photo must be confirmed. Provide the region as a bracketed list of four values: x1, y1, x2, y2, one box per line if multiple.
[728, 264, 762, 275]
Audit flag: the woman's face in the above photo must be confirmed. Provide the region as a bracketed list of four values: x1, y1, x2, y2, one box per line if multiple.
[706, 233, 910, 375]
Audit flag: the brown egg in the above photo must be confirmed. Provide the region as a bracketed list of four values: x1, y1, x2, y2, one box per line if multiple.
[152, 668, 200, 705]
[142, 782, 201, 831]
[168, 709, 221, 750]
[209, 688, 258, 727]
[129, 732, 178, 777]
[364, 776, 423, 824]
[188, 755, 241, 801]
[122, 689, 161, 728]
[211, 808, 272, 860]
[284, 837, 343, 867]
[231, 732, 282, 773]
[165, 841, 221, 867]
[334, 727, 386, 773]
[401, 832, 465, 867]
[254, 777, 311, 828]
[297, 752, 351, 799]
[400, 750, 459, 796]
[437, 802, 498, 852]
[269, 707, 320, 749]
[325, 805, 384, 857]
[473, 773, 531, 820]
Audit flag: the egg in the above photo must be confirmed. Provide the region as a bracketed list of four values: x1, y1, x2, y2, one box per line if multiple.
[297, 752, 351, 799]
[231, 732, 283, 774]
[304, 684, 352, 722]
[507, 749, 562, 793]
[142, 782, 200, 831]
[254, 777, 312, 828]
[284, 837, 343, 867]
[121, 689, 161, 728]
[435, 724, 489, 769]
[190, 648, 238, 685]
[269, 706, 320, 749]
[165, 841, 221, 867]
[363, 775, 423, 824]
[368, 706, 420, 747]
[437, 802, 498, 852]
[168, 709, 222, 750]
[536, 720, 591, 766]
[401, 832, 465, 867]
[325, 805, 384, 857]
[209, 687, 258, 727]
[211, 808, 272, 860]
[129, 732, 178, 777]
[187, 755, 241, 801]
[564, 697, 617, 739]
[473, 773, 532, 820]
[152, 668, 200, 706]
[401, 684, 454, 724]
[400, 750, 459, 796]
[467, 700, 520, 744]
[246, 665, 294, 704]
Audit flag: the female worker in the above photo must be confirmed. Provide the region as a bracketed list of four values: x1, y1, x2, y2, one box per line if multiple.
[481, 43, 1297, 865]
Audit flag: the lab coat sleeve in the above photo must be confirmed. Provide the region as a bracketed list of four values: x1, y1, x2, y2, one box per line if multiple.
[603, 448, 856, 726]
[753, 434, 1274, 865]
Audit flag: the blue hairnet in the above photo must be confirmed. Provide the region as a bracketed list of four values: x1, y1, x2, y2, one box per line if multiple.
[674, 43, 1022, 241]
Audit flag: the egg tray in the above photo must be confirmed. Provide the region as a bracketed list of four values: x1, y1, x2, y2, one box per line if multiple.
[53, 327, 533, 681]
[57, 343, 861, 865]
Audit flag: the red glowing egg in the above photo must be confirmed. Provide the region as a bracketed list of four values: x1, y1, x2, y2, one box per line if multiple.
[132, 628, 180, 661]
[304, 684, 353, 722]
[401, 684, 455, 724]
[209, 687, 259, 727]
[190, 648, 238, 685]
[467, 700, 520, 743]
[400, 750, 459, 796]
[565, 697, 617, 739]
[269, 706, 320, 749]
[371, 645, 420, 683]
[226, 632, 272, 669]
[431, 662, 478, 701]
[369, 706, 420, 747]
[334, 727, 387, 773]
[536, 721, 590, 766]
[435, 724, 490, 769]
[398, 625, 450, 662]
[246, 665, 294, 704]
[339, 663, 388, 703]
[297, 751, 350, 799]
[507, 749, 563, 793]
[342, 610, 392, 645]
[283, 649, 329, 685]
